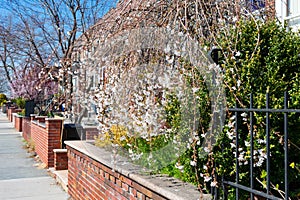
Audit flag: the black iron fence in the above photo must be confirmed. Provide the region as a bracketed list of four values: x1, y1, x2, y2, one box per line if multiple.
[215, 92, 300, 200]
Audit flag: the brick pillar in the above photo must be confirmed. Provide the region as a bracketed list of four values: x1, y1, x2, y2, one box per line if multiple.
[30, 114, 37, 121]
[22, 117, 31, 142]
[8, 107, 16, 122]
[11, 109, 22, 123]
[53, 149, 68, 170]
[29, 114, 37, 141]
[46, 118, 63, 167]
[14, 115, 23, 132]
[13, 113, 17, 128]
[84, 126, 99, 140]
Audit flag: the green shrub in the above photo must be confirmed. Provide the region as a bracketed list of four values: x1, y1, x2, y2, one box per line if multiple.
[201, 19, 300, 198]
[132, 19, 300, 198]
[18, 109, 25, 116]
[0, 93, 7, 106]
[15, 97, 26, 109]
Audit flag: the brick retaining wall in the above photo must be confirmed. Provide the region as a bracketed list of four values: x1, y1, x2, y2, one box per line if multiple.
[14, 114, 23, 132]
[31, 118, 63, 167]
[7, 107, 15, 121]
[7, 107, 22, 122]
[66, 141, 210, 200]
[83, 126, 99, 140]
[54, 149, 68, 170]
[22, 117, 31, 142]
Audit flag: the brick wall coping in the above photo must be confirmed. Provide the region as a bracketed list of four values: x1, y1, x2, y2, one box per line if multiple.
[30, 114, 37, 117]
[12, 113, 23, 117]
[35, 116, 47, 119]
[65, 141, 211, 200]
[81, 125, 98, 129]
[31, 120, 46, 128]
[53, 149, 68, 153]
[8, 106, 17, 109]
[45, 118, 64, 121]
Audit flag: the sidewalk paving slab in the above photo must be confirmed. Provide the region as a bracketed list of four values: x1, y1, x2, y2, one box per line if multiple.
[0, 177, 69, 200]
[0, 112, 69, 200]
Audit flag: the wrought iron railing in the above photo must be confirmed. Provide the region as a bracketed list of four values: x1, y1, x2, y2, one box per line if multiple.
[216, 92, 300, 200]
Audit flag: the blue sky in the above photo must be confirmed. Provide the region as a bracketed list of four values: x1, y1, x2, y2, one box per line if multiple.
[0, 0, 118, 22]
[0, 0, 119, 96]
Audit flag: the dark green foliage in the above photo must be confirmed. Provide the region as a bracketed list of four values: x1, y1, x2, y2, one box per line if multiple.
[160, 19, 300, 198]
[216, 19, 300, 198]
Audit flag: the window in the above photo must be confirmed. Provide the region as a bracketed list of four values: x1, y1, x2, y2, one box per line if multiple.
[287, 0, 300, 17]
[247, 0, 265, 11]
[89, 72, 100, 89]
[92, 74, 99, 88]
[284, 0, 300, 31]
[72, 76, 78, 93]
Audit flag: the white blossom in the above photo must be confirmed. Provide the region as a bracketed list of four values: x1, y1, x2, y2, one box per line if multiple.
[258, 139, 266, 144]
[204, 176, 212, 182]
[175, 163, 184, 171]
[210, 181, 217, 187]
[204, 147, 210, 153]
[190, 160, 197, 166]
[244, 141, 250, 147]
[232, 16, 238, 22]
[226, 131, 234, 140]
[230, 143, 236, 148]
[241, 112, 247, 117]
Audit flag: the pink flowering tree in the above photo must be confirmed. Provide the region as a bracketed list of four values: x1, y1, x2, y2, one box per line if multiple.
[10, 64, 58, 101]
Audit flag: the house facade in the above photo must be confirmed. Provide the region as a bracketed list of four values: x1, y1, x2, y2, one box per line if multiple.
[69, 0, 300, 126]
[276, 0, 300, 31]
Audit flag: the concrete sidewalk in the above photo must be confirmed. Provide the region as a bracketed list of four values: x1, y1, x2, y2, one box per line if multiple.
[0, 112, 69, 200]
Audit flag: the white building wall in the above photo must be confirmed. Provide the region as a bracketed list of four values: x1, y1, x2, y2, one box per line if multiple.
[276, 0, 300, 31]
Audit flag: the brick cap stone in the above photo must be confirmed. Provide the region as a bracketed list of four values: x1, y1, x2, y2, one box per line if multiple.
[31, 120, 46, 128]
[65, 141, 211, 200]
[13, 113, 24, 118]
[35, 116, 47, 118]
[53, 149, 68, 153]
[45, 118, 63, 121]
[82, 125, 98, 129]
